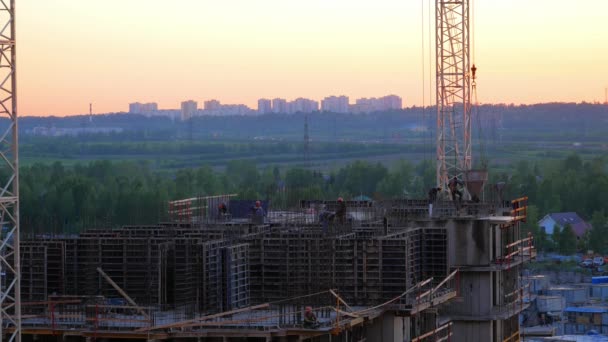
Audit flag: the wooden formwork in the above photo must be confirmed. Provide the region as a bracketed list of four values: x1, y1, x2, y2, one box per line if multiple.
[20, 213, 449, 320]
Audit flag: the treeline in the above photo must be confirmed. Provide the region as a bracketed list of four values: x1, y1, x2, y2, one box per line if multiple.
[19, 154, 608, 248]
[506, 154, 608, 254]
[20, 139, 409, 159]
[13, 102, 608, 142]
[20, 159, 435, 234]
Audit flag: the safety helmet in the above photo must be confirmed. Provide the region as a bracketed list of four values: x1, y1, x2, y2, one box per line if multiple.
[337, 197, 344, 202]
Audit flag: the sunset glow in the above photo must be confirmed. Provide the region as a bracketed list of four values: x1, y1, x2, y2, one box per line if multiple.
[20, 0, 608, 116]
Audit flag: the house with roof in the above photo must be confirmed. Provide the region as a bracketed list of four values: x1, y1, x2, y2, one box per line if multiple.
[538, 212, 592, 238]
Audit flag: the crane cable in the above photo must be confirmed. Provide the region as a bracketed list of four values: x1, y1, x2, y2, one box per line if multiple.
[470, 0, 487, 168]
[421, 0, 434, 163]
[428, 0, 432, 161]
[421, 0, 427, 162]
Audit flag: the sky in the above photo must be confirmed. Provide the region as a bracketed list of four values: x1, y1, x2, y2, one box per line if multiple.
[19, 0, 608, 116]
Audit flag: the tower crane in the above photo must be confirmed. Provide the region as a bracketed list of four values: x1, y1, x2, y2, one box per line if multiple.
[435, 0, 487, 199]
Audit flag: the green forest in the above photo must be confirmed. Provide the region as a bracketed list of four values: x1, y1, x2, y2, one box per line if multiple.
[19, 154, 608, 256]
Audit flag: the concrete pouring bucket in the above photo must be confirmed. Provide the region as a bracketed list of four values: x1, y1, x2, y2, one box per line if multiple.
[465, 169, 488, 199]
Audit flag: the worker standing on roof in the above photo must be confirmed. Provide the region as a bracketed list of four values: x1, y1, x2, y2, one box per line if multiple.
[428, 187, 441, 217]
[255, 200, 265, 216]
[250, 200, 266, 224]
[303, 306, 318, 328]
[218, 202, 228, 217]
[335, 197, 346, 224]
[448, 177, 464, 202]
[318, 204, 331, 234]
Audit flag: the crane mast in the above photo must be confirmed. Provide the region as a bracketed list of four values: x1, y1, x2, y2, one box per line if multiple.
[435, 0, 472, 190]
[0, 0, 20, 341]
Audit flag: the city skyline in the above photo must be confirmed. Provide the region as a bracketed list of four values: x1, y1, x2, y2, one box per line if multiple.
[20, 0, 608, 116]
[130, 94, 403, 118]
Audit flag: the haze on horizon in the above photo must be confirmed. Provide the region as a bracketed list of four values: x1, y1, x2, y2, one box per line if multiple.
[21, 0, 608, 116]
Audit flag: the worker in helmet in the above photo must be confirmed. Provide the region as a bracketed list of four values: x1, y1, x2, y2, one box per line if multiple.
[254, 200, 265, 216]
[218, 202, 228, 215]
[250, 200, 266, 224]
[303, 306, 318, 328]
[448, 177, 463, 202]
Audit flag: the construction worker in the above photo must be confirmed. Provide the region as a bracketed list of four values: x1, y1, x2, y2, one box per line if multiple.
[303, 306, 318, 328]
[254, 200, 265, 216]
[428, 187, 441, 217]
[428, 187, 441, 203]
[218, 202, 228, 216]
[318, 204, 332, 234]
[448, 177, 463, 202]
[334, 197, 346, 224]
[250, 200, 266, 224]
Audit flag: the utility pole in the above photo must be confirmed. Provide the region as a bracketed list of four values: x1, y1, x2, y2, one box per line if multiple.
[435, 0, 472, 189]
[303, 114, 310, 163]
[0, 1, 21, 340]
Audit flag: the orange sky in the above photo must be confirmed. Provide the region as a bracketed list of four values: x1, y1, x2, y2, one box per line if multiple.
[19, 0, 608, 116]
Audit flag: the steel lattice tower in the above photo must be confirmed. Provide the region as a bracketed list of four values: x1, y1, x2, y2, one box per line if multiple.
[435, 0, 472, 189]
[0, 0, 20, 341]
[304, 114, 310, 164]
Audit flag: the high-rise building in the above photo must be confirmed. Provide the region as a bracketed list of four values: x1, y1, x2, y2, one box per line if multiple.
[129, 102, 143, 113]
[204, 99, 221, 111]
[289, 98, 318, 114]
[352, 95, 403, 113]
[321, 95, 349, 113]
[129, 102, 158, 114]
[381, 95, 402, 110]
[258, 99, 272, 114]
[142, 102, 158, 112]
[181, 100, 198, 121]
[272, 98, 288, 114]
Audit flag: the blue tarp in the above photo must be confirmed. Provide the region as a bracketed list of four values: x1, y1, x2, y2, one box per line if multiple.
[592, 276, 608, 284]
[228, 199, 269, 219]
[564, 307, 608, 314]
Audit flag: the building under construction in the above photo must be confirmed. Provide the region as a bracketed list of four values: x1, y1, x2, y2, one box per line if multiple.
[14, 187, 534, 342]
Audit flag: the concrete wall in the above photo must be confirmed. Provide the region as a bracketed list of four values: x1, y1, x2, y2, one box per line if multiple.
[447, 271, 493, 317]
[447, 219, 492, 266]
[367, 312, 405, 342]
[452, 320, 493, 342]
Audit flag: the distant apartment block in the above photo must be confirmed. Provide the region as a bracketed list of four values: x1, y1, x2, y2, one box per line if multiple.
[129, 102, 158, 114]
[216, 104, 253, 116]
[272, 98, 288, 114]
[180, 100, 198, 121]
[288, 98, 319, 114]
[258, 99, 272, 114]
[382, 94, 402, 109]
[204, 99, 221, 111]
[351, 95, 403, 113]
[199, 99, 254, 116]
[321, 95, 349, 113]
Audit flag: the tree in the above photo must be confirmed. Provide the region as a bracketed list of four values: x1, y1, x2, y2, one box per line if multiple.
[334, 161, 388, 197]
[522, 205, 540, 238]
[536, 227, 554, 252]
[376, 161, 414, 198]
[557, 224, 577, 255]
[563, 154, 583, 172]
[589, 211, 608, 254]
